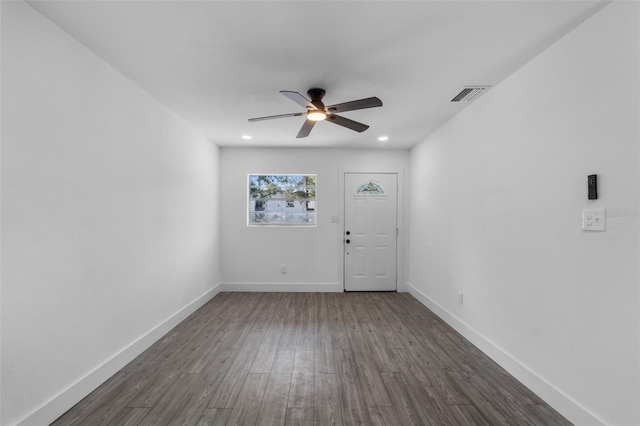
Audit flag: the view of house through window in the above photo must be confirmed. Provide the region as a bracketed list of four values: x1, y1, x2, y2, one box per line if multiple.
[248, 175, 317, 226]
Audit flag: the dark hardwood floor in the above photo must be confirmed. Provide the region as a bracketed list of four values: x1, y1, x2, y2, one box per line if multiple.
[51, 292, 571, 425]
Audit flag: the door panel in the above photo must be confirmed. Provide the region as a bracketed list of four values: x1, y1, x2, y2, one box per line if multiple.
[374, 246, 388, 276]
[353, 246, 367, 276]
[344, 173, 397, 291]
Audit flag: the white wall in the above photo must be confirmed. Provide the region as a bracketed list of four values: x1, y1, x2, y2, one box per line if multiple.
[220, 148, 409, 291]
[409, 2, 639, 425]
[1, 3, 221, 425]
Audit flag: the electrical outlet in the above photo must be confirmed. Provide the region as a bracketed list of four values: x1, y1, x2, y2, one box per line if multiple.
[280, 264, 287, 274]
[582, 209, 605, 231]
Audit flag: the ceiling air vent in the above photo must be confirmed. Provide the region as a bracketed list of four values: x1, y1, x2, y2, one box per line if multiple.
[450, 86, 490, 102]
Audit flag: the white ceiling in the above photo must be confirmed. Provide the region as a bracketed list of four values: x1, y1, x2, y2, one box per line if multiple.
[28, 1, 606, 149]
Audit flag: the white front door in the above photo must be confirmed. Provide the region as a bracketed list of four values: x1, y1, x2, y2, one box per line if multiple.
[344, 173, 397, 291]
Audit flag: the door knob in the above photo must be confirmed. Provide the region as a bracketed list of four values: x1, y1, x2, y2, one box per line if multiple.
[346, 231, 351, 235]
[345, 239, 351, 244]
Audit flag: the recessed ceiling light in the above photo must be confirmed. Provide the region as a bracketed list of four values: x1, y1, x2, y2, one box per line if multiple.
[242, 135, 252, 140]
[378, 136, 389, 142]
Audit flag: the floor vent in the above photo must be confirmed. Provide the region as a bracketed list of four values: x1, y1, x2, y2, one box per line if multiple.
[451, 86, 490, 102]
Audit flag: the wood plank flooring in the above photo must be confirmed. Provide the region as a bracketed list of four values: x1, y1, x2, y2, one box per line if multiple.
[51, 292, 571, 425]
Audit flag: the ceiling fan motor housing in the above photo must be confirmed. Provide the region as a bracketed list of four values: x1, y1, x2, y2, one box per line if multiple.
[308, 88, 326, 110]
[307, 88, 326, 101]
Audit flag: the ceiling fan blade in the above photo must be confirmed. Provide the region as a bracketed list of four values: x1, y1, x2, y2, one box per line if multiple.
[327, 114, 369, 132]
[281, 91, 314, 109]
[248, 112, 305, 122]
[326, 97, 382, 113]
[296, 119, 316, 138]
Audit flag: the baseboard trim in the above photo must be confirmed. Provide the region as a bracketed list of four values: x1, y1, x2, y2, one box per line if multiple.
[221, 282, 343, 292]
[406, 284, 605, 426]
[18, 283, 223, 426]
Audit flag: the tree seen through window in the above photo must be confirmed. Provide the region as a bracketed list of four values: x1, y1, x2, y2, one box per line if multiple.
[248, 175, 317, 226]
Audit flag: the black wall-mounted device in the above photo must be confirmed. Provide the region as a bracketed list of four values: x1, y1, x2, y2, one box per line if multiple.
[588, 174, 598, 200]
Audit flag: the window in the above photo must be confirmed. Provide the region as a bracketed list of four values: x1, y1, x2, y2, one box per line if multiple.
[357, 180, 385, 195]
[248, 175, 317, 226]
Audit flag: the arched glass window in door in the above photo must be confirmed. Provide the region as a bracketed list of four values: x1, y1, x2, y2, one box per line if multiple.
[356, 180, 385, 195]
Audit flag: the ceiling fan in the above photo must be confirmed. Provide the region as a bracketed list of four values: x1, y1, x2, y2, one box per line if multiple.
[248, 88, 383, 138]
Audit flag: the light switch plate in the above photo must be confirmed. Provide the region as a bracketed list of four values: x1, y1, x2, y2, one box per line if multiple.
[582, 208, 605, 231]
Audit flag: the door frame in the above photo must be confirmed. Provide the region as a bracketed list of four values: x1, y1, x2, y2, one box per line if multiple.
[337, 169, 406, 292]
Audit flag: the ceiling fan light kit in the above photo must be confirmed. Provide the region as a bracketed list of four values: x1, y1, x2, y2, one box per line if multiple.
[248, 88, 383, 138]
[307, 110, 327, 121]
